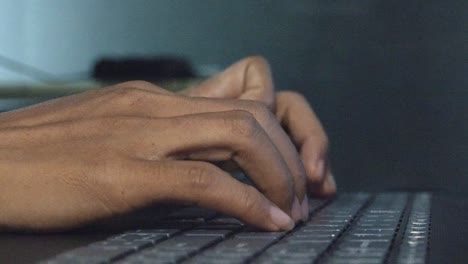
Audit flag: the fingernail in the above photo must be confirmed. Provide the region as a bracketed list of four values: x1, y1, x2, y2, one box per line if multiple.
[269, 205, 295, 231]
[301, 195, 309, 222]
[291, 196, 302, 222]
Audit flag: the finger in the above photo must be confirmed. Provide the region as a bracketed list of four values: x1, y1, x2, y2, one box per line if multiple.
[323, 171, 337, 195]
[180, 56, 276, 110]
[178, 98, 307, 207]
[308, 168, 337, 198]
[126, 111, 296, 216]
[119, 160, 295, 231]
[276, 91, 330, 187]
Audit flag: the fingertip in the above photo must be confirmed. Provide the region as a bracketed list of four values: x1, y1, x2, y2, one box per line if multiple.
[314, 159, 326, 181]
[305, 158, 326, 185]
[291, 196, 302, 223]
[323, 172, 337, 195]
[301, 139, 326, 184]
[269, 205, 295, 231]
[306, 171, 337, 198]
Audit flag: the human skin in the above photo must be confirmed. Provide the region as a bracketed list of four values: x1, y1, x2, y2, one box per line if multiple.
[0, 56, 335, 232]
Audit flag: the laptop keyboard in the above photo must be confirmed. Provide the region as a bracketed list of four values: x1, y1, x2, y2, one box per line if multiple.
[41, 193, 431, 264]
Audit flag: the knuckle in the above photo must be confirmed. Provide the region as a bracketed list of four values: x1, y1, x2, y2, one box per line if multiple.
[242, 101, 274, 123]
[107, 82, 175, 110]
[119, 80, 155, 89]
[110, 86, 148, 106]
[224, 110, 262, 139]
[186, 163, 216, 192]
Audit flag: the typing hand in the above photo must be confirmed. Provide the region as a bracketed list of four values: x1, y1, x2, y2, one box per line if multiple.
[181, 56, 336, 197]
[0, 78, 310, 232]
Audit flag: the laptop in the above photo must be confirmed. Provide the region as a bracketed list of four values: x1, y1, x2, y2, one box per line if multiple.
[1, 190, 467, 264]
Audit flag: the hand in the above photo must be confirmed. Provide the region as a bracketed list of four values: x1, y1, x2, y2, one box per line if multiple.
[181, 56, 336, 197]
[0, 79, 310, 232]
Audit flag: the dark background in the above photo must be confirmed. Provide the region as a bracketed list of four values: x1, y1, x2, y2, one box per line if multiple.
[0, 0, 466, 193]
[276, 1, 468, 193]
[288, 1, 468, 193]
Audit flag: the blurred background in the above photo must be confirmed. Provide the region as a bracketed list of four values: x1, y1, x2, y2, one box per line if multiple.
[0, 0, 466, 193]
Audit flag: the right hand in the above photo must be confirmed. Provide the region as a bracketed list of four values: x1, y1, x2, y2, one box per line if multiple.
[181, 56, 336, 197]
[0, 80, 307, 232]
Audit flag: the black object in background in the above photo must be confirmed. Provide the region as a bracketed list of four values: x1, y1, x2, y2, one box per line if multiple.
[93, 56, 195, 82]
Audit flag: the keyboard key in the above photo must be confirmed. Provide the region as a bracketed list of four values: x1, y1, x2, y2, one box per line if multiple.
[119, 234, 223, 263]
[48, 245, 135, 264]
[307, 198, 329, 213]
[90, 239, 153, 250]
[234, 231, 285, 239]
[130, 229, 181, 237]
[193, 224, 242, 231]
[190, 237, 278, 262]
[184, 229, 233, 238]
[326, 257, 383, 264]
[110, 233, 169, 244]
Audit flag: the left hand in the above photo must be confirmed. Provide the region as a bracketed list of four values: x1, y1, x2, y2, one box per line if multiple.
[180, 56, 336, 198]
